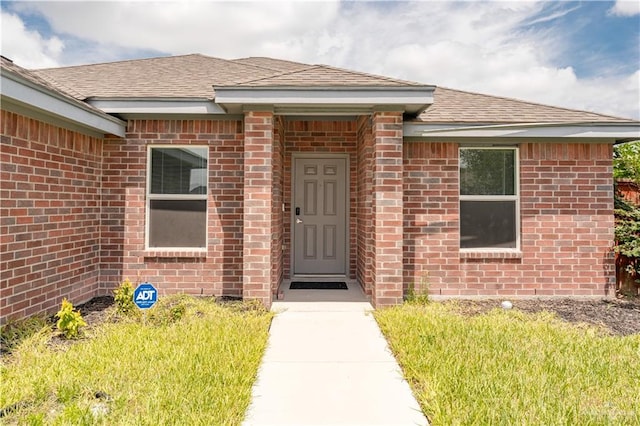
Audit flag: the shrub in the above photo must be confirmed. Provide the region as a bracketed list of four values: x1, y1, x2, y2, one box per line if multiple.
[114, 279, 136, 315]
[55, 299, 87, 339]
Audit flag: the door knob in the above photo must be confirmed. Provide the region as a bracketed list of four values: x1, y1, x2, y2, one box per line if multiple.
[296, 218, 303, 224]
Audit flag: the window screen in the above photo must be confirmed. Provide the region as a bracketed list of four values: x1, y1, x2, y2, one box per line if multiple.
[459, 148, 518, 249]
[147, 147, 208, 249]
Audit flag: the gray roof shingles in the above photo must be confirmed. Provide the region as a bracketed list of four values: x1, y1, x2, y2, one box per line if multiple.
[27, 53, 636, 124]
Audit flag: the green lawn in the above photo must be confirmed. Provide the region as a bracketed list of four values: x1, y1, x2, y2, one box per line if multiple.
[375, 302, 640, 425]
[0, 296, 273, 425]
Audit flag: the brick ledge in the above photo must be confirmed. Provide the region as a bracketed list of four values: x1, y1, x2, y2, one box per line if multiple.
[459, 250, 523, 259]
[142, 250, 207, 259]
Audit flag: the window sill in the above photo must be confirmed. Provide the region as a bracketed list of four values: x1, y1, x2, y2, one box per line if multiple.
[459, 250, 523, 260]
[143, 250, 207, 259]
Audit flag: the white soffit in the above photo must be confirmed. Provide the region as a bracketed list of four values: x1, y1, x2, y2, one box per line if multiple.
[404, 122, 640, 143]
[1, 71, 126, 137]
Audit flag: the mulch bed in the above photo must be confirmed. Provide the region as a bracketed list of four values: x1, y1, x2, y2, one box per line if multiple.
[444, 297, 640, 336]
[47, 295, 640, 337]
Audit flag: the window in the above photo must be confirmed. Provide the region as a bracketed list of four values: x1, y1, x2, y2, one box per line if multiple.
[147, 146, 208, 249]
[459, 147, 519, 250]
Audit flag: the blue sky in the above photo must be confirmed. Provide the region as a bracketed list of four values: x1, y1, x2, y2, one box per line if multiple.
[1, 1, 639, 119]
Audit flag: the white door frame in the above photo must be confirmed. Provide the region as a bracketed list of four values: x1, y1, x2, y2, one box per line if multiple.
[290, 153, 350, 278]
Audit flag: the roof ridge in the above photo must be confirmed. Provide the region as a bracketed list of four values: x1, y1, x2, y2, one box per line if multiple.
[223, 60, 309, 79]
[231, 56, 310, 70]
[315, 63, 424, 86]
[436, 86, 636, 122]
[33, 53, 216, 71]
[227, 64, 320, 85]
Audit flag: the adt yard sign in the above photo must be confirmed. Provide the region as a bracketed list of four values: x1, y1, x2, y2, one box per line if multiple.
[134, 282, 158, 309]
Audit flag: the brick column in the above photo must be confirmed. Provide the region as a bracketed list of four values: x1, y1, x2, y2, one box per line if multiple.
[242, 109, 274, 307]
[371, 110, 404, 306]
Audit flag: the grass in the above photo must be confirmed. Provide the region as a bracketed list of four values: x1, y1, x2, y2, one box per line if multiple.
[375, 302, 640, 425]
[0, 296, 273, 425]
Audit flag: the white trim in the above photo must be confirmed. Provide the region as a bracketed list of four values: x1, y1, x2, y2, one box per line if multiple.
[404, 122, 640, 143]
[145, 145, 209, 251]
[290, 153, 350, 277]
[88, 98, 226, 115]
[0, 70, 125, 137]
[216, 86, 434, 115]
[459, 147, 520, 251]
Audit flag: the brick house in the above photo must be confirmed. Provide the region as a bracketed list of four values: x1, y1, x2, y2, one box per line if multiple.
[2, 54, 639, 322]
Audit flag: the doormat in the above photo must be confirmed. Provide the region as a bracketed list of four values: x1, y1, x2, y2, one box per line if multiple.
[289, 281, 348, 290]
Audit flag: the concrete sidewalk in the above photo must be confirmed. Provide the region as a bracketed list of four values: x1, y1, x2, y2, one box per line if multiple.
[243, 285, 428, 426]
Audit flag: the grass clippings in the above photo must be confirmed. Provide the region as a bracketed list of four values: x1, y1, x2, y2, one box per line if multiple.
[375, 302, 640, 425]
[0, 295, 273, 425]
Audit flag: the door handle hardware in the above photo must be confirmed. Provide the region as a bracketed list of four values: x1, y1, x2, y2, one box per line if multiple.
[296, 218, 303, 224]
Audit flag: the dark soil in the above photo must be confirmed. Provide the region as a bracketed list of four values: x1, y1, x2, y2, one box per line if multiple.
[74, 295, 640, 336]
[74, 296, 115, 326]
[445, 297, 640, 336]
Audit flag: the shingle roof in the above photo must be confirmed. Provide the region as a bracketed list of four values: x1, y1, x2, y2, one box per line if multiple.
[29, 54, 635, 124]
[231, 57, 310, 73]
[33, 53, 419, 100]
[224, 64, 422, 87]
[416, 87, 634, 124]
[33, 54, 275, 99]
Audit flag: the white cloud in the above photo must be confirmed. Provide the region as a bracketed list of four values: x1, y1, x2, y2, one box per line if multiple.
[0, 11, 63, 68]
[2, 1, 639, 119]
[609, 0, 640, 16]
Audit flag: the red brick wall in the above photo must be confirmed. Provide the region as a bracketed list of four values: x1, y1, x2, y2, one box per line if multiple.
[403, 141, 615, 297]
[242, 111, 274, 305]
[403, 142, 459, 295]
[1, 111, 103, 322]
[356, 116, 374, 295]
[371, 111, 404, 306]
[282, 119, 358, 279]
[101, 119, 245, 298]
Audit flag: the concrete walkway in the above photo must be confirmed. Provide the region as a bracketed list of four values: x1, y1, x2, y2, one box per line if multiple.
[243, 283, 428, 426]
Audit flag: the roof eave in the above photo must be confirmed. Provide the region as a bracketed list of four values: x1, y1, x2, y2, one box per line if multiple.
[403, 121, 640, 144]
[87, 98, 226, 116]
[1, 68, 126, 138]
[213, 86, 435, 115]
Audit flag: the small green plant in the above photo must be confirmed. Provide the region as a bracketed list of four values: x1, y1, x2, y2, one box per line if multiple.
[114, 278, 136, 315]
[55, 299, 87, 339]
[406, 274, 430, 304]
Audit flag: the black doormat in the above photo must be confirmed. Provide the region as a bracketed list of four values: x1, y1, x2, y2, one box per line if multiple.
[290, 281, 348, 290]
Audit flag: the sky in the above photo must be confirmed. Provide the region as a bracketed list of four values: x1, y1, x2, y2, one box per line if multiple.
[1, 0, 639, 119]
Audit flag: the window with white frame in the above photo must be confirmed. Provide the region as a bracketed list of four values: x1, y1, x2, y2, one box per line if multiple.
[459, 147, 519, 249]
[147, 146, 208, 249]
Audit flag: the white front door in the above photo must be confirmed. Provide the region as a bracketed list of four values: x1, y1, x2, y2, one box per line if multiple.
[293, 157, 347, 275]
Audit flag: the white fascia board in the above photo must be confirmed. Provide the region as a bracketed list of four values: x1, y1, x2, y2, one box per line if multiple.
[88, 98, 226, 115]
[1, 71, 126, 137]
[404, 122, 640, 143]
[214, 86, 434, 114]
